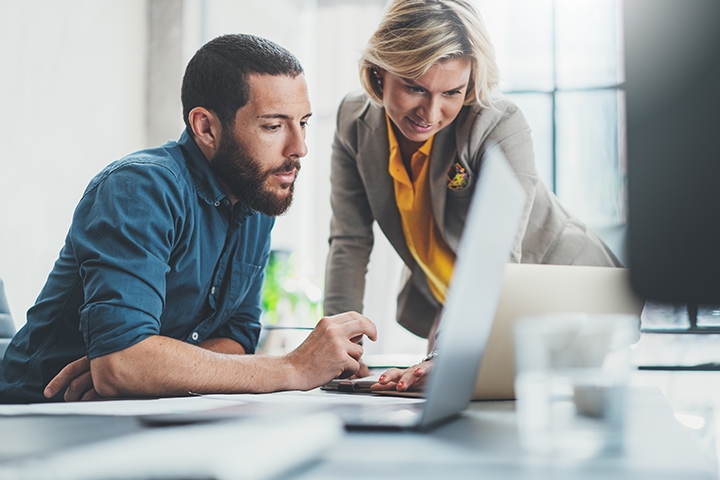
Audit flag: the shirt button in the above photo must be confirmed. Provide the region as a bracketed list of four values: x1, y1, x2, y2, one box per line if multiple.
[191, 332, 199, 341]
[223, 199, 231, 206]
[210, 286, 216, 295]
[214, 201, 220, 207]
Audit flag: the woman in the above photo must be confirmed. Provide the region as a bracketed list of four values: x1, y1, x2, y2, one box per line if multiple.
[323, 0, 620, 391]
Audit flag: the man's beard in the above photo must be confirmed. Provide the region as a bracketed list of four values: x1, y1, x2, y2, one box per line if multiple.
[210, 130, 300, 217]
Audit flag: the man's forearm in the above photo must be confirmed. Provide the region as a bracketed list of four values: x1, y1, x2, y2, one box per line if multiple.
[199, 337, 246, 355]
[90, 335, 293, 398]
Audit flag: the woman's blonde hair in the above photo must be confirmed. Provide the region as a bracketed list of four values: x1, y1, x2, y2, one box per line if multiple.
[360, 0, 499, 107]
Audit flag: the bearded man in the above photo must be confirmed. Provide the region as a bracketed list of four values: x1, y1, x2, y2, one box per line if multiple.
[0, 34, 375, 404]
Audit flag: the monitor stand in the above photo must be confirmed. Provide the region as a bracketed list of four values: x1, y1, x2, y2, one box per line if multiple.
[639, 303, 720, 371]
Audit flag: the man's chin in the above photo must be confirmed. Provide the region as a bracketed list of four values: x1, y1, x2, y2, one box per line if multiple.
[256, 192, 294, 217]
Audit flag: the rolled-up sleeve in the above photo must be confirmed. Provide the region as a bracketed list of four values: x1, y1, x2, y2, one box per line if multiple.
[72, 162, 181, 359]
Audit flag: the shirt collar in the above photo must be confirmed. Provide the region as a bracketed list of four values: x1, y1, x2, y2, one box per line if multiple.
[178, 129, 230, 207]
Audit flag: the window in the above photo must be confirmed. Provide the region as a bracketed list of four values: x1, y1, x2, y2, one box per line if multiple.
[476, 0, 626, 228]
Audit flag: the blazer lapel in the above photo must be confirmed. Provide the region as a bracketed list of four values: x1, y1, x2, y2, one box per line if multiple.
[357, 104, 415, 266]
[428, 121, 458, 244]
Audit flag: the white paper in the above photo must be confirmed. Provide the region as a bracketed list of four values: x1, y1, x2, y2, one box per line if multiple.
[0, 395, 244, 416]
[204, 388, 424, 406]
[0, 413, 344, 480]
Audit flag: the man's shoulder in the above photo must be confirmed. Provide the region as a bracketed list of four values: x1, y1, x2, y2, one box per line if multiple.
[87, 142, 189, 193]
[110, 142, 187, 178]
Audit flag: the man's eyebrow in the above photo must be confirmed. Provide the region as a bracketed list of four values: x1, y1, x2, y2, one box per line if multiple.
[257, 113, 313, 120]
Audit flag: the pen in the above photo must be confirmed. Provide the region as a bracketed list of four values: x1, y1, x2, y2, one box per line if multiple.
[262, 326, 314, 330]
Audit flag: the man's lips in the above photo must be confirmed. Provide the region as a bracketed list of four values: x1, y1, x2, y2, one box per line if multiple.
[273, 169, 297, 183]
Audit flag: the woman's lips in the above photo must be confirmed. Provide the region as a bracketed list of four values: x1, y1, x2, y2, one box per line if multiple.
[407, 117, 433, 133]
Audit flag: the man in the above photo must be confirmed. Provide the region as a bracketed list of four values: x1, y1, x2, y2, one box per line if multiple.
[0, 34, 375, 404]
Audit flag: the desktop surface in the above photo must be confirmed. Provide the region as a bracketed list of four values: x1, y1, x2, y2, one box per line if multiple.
[0, 387, 712, 480]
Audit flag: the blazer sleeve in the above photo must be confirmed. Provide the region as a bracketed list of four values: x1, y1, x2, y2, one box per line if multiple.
[464, 99, 539, 263]
[323, 96, 375, 316]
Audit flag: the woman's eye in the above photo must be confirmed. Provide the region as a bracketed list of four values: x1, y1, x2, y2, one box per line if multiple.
[446, 90, 462, 97]
[407, 86, 425, 94]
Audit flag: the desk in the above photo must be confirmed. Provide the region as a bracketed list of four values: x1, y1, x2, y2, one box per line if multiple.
[288, 387, 712, 480]
[0, 387, 712, 479]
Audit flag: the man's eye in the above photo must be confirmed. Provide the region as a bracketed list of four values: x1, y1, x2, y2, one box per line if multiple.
[300, 120, 310, 128]
[264, 125, 281, 131]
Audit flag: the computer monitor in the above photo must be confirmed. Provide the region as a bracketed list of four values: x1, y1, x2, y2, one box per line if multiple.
[625, 0, 720, 305]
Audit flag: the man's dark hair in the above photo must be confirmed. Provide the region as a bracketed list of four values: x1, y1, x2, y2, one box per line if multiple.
[181, 34, 304, 131]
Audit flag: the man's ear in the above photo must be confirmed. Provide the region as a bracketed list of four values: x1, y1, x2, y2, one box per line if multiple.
[188, 107, 222, 159]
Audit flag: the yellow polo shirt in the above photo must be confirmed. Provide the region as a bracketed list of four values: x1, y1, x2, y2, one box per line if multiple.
[386, 116, 456, 304]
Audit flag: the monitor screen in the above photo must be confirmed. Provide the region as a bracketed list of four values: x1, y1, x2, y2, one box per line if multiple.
[625, 0, 720, 304]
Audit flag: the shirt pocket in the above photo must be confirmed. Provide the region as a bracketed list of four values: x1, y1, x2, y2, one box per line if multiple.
[228, 261, 263, 309]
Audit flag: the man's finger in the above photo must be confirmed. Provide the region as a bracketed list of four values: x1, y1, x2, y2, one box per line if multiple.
[44, 356, 90, 398]
[337, 315, 377, 342]
[81, 388, 102, 402]
[346, 342, 364, 361]
[64, 371, 94, 402]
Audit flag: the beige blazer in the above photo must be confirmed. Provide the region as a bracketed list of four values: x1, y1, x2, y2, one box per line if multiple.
[323, 91, 621, 338]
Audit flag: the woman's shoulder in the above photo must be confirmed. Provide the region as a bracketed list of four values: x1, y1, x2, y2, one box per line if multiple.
[334, 91, 385, 147]
[460, 94, 528, 136]
[336, 91, 383, 125]
[456, 94, 532, 157]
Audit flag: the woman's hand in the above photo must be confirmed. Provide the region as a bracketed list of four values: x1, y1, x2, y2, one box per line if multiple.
[370, 360, 434, 392]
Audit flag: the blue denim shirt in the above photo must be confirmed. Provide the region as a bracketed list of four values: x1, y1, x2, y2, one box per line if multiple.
[0, 130, 274, 403]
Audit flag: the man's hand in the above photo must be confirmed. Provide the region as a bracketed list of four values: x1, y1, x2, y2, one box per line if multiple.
[348, 359, 371, 379]
[44, 356, 102, 402]
[284, 312, 377, 391]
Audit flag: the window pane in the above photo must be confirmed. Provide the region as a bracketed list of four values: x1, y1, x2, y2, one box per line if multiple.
[555, 90, 625, 227]
[555, 0, 622, 89]
[505, 93, 554, 190]
[474, 0, 554, 91]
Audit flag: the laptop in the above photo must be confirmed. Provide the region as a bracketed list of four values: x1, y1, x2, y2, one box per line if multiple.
[472, 263, 645, 400]
[141, 147, 525, 431]
[326, 147, 527, 430]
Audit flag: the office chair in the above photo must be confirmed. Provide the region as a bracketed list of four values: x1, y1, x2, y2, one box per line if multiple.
[0, 279, 16, 361]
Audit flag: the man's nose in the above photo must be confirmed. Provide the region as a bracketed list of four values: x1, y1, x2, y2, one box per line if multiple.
[285, 125, 308, 158]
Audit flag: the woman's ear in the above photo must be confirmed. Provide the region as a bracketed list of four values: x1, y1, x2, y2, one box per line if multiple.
[372, 67, 385, 93]
[188, 107, 222, 159]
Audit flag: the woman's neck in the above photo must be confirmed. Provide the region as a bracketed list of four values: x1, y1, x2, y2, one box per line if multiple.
[392, 124, 425, 176]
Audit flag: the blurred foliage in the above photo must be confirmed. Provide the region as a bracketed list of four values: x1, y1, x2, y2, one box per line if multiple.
[261, 250, 323, 326]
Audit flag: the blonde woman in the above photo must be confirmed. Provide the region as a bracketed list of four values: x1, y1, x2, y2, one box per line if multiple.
[323, 0, 620, 391]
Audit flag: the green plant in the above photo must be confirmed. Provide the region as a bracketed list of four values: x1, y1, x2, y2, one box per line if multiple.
[261, 250, 323, 326]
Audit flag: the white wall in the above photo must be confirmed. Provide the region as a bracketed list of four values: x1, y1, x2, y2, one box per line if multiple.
[0, 1, 148, 327]
[0, 0, 427, 356]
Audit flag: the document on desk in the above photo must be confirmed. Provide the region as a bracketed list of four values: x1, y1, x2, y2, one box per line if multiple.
[0, 413, 344, 480]
[203, 389, 424, 405]
[0, 395, 245, 417]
